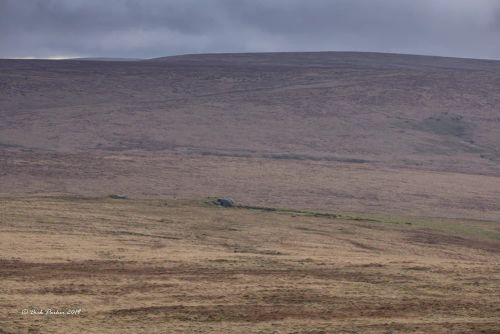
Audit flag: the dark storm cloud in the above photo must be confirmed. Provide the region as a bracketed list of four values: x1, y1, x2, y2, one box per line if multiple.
[1, 0, 500, 59]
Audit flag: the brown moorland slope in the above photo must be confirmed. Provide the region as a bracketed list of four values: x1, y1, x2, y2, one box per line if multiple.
[1, 52, 499, 218]
[1, 196, 499, 333]
[1, 53, 500, 334]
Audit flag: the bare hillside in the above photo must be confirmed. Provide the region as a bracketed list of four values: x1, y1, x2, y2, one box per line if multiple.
[2, 53, 500, 333]
[1, 52, 499, 218]
[1, 52, 500, 167]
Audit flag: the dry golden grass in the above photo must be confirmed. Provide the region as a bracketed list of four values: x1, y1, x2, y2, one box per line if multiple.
[2, 151, 500, 222]
[1, 196, 499, 333]
[2, 51, 500, 333]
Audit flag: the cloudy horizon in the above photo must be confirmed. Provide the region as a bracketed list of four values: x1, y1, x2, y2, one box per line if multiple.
[1, 0, 500, 60]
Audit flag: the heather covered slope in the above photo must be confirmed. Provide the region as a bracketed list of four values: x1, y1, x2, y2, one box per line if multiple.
[1, 52, 499, 171]
[1, 52, 499, 218]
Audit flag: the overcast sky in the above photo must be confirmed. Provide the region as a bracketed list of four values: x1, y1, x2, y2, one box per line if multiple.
[1, 0, 500, 60]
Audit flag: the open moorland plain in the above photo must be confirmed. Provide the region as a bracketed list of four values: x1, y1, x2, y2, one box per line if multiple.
[1, 52, 499, 333]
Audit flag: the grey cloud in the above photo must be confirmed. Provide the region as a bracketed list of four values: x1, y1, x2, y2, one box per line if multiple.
[1, 0, 500, 59]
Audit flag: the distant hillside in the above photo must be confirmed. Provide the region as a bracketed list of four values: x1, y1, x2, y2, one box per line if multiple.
[1, 51, 499, 173]
[152, 51, 500, 71]
[69, 57, 144, 61]
[1, 52, 500, 219]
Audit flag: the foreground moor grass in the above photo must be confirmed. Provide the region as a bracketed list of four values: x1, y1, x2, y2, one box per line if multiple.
[0, 196, 499, 333]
